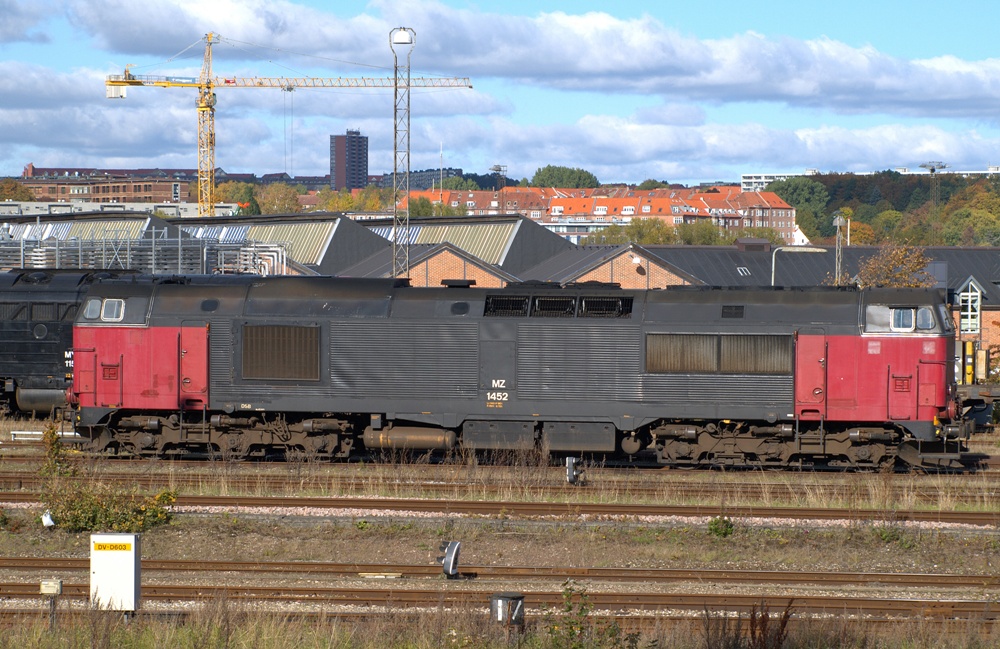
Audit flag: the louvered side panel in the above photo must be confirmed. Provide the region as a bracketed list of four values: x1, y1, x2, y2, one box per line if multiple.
[640, 375, 793, 413]
[517, 324, 642, 401]
[207, 319, 235, 403]
[331, 322, 479, 399]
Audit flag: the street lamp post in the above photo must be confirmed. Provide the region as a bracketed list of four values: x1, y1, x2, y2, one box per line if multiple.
[771, 246, 827, 286]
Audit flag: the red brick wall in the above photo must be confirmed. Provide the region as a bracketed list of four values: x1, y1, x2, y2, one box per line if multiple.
[407, 250, 507, 288]
[574, 254, 691, 289]
[956, 308, 1000, 353]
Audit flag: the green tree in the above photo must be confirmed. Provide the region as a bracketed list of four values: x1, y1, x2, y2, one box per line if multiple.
[0, 178, 35, 201]
[409, 196, 435, 217]
[530, 165, 599, 188]
[216, 181, 260, 215]
[255, 183, 300, 214]
[942, 207, 1000, 246]
[677, 220, 724, 245]
[870, 209, 904, 243]
[636, 178, 670, 190]
[793, 206, 821, 241]
[587, 218, 679, 245]
[719, 227, 786, 246]
[766, 177, 830, 217]
[441, 176, 480, 191]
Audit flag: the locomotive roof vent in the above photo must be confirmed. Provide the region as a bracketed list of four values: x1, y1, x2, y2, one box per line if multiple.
[441, 279, 476, 288]
[721, 305, 745, 318]
[485, 295, 633, 318]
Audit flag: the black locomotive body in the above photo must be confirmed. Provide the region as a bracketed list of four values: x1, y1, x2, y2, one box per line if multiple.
[0, 270, 114, 415]
[73, 275, 967, 469]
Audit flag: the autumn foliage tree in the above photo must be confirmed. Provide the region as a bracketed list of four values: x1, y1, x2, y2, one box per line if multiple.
[854, 243, 936, 288]
[0, 178, 34, 201]
[255, 182, 301, 214]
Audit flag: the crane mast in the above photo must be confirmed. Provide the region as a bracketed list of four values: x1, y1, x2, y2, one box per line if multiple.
[197, 33, 217, 218]
[106, 32, 471, 217]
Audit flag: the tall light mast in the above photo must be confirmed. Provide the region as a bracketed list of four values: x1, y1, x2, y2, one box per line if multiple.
[390, 27, 415, 279]
[919, 161, 949, 211]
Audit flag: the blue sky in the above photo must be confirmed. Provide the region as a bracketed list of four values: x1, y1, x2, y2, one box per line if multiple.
[3, 0, 1000, 186]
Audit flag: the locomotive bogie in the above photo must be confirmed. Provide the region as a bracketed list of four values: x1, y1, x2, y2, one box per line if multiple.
[82, 410, 357, 459]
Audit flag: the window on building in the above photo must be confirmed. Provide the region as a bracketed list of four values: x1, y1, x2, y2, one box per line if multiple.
[960, 284, 982, 334]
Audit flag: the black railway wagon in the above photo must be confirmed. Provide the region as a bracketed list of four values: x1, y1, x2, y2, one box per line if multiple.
[72, 276, 966, 469]
[0, 269, 134, 415]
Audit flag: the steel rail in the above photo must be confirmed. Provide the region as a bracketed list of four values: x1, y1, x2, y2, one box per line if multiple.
[0, 582, 995, 619]
[1, 491, 998, 525]
[3, 557, 998, 589]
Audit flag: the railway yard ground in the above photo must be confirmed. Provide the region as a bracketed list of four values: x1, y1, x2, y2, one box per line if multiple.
[0, 420, 998, 648]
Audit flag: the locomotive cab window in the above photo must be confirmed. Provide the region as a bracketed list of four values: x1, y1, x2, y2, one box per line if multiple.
[82, 298, 125, 322]
[891, 307, 934, 332]
[82, 298, 101, 320]
[865, 305, 937, 333]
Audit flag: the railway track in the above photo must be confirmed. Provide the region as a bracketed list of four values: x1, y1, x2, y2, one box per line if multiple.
[0, 470, 997, 505]
[1, 491, 998, 526]
[2, 445, 998, 470]
[3, 557, 998, 589]
[0, 581, 995, 620]
[1, 461, 998, 507]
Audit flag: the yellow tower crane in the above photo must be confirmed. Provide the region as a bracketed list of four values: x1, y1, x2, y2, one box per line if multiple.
[106, 32, 471, 216]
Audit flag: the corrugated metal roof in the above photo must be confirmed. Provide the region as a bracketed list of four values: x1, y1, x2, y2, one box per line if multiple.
[65, 219, 149, 241]
[367, 222, 517, 265]
[413, 223, 516, 265]
[245, 222, 335, 265]
[4, 218, 150, 241]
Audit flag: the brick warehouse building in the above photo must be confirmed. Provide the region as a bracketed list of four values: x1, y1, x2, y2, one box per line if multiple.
[20, 165, 189, 205]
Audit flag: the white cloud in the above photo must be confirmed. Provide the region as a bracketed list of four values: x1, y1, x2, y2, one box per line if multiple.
[4, 0, 1000, 185]
[0, 0, 53, 43]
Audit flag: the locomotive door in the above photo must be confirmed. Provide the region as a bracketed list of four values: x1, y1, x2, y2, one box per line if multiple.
[179, 322, 209, 408]
[794, 329, 827, 420]
[887, 363, 915, 420]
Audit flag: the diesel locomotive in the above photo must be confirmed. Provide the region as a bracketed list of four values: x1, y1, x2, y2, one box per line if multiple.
[69, 274, 971, 470]
[0, 269, 136, 416]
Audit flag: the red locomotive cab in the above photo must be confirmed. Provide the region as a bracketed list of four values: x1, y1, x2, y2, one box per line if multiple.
[835, 292, 955, 441]
[73, 292, 209, 412]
